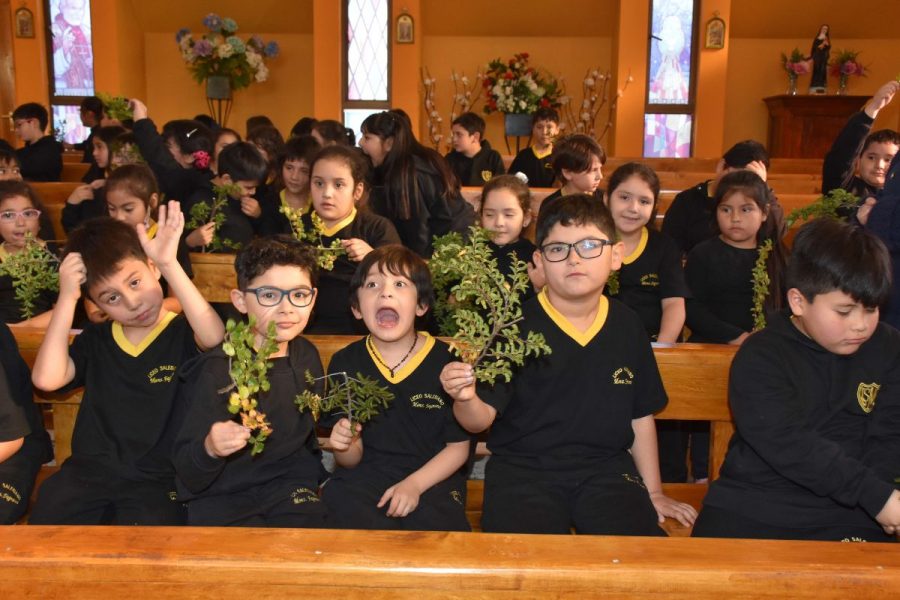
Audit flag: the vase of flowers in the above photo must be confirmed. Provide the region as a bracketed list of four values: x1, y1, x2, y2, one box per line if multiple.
[830, 49, 866, 95]
[483, 52, 562, 136]
[780, 48, 809, 95]
[176, 13, 279, 124]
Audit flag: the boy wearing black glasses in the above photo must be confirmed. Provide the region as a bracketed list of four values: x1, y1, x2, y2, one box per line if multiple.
[441, 193, 696, 535]
[173, 236, 328, 527]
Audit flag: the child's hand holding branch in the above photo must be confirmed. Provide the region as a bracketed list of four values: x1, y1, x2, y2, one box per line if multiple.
[329, 417, 361, 451]
[204, 421, 251, 458]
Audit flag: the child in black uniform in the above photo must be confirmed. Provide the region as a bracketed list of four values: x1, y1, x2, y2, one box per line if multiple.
[603, 162, 688, 344]
[324, 245, 470, 531]
[538, 134, 606, 220]
[441, 194, 697, 535]
[694, 219, 900, 542]
[28, 207, 224, 525]
[0, 322, 53, 523]
[445, 112, 505, 186]
[304, 145, 401, 333]
[173, 237, 328, 527]
[508, 107, 559, 188]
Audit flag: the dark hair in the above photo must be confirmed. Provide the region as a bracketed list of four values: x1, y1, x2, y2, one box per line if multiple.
[452, 112, 486, 138]
[217, 141, 268, 183]
[234, 235, 319, 290]
[551, 134, 607, 178]
[536, 193, 616, 246]
[862, 129, 900, 153]
[62, 217, 150, 295]
[94, 125, 128, 148]
[349, 244, 434, 312]
[532, 107, 560, 126]
[246, 115, 274, 137]
[192, 114, 220, 132]
[215, 128, 242, 147]
[723, 139, 770, 171]
[290, 117, 317, 138]
[80, 96, 103, 117]
[788, 218, 890, 308]
[310, 145, 369, 187]
[106, 164, 159, 208]
[12, 103, 49, 132]
[161, 119, 214, 159]
[714, 170, 787, 311]
[361, 110, 459, 220]
[246, 125, 285, 172]
[480, 174, 530, 215]
[277, 135, 322, 191]
[0, 149, 21, 168]
[606, 162, 661, 229]
[312, 119, 355, 146]
[0, 180, 45, 212]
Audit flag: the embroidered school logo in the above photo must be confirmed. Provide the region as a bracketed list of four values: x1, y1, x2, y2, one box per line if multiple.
[481, 170, 493, 182]
[410, 393, 444, 409]
[291, 487, 320, 505]
[640, 273, 660, 287]
[612, 367, 634, 385]
[147, 364, 177, 384]
[856, 382, 880, 413]
[0, 482, 21, 505]
[450, 490, 463, 505]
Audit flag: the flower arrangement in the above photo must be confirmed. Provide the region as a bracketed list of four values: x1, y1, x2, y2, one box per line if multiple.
[830, 49, 867, 93]
[483, 53, 563, 115]
[175, 13, 279, 91]
[781, 48, 810, 78]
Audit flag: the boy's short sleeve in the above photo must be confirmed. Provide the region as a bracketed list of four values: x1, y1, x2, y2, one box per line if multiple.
[0, 361, 29, 442]
[64, 327, 90, 391]
[632, 332, 668, 419]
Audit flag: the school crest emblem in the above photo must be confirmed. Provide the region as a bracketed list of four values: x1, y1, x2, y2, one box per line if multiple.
[856, 382, 880, 413]
[481, 170, 493, 182]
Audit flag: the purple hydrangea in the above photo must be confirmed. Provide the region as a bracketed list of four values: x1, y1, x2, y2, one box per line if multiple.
[193, 39, 213, 58]
[222, 18, 238, 34]
[175, 27, 190, 43]
[202, 13, 223, 32]
[264, 41, 280, 58]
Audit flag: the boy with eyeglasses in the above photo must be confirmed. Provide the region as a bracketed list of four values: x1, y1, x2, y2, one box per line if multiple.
[441, 194, 697, 535]
[173, 236, 329, 527]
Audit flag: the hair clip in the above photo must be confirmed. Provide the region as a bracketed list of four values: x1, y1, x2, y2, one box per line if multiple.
[186, 128, 198, 138]
[513, 171, 529, 185]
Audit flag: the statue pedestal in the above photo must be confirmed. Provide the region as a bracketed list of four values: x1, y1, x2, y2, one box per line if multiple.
[763, 95, 867, 158]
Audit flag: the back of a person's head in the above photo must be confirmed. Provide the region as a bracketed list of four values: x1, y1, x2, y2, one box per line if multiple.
[63, 217, 149, 293]
[246, 125, 285, 165]
[788, 218, 891, 308]
[246, 115, 274, 137]
[95, 125, 128, 147]
[12, 102, 49, 132]
[452, 112, 486, 138]
[217, 141, 268, 183]
[863, 129, 900, 152]
[290, 117, 317, 138]
[723, 139, 770, 170]
[281, 135, 321, 168]
[532, 107, 560, 126]
[312, 119, 355, 146]
[536, 193, 616, 246]
[162, 119, 214, 156]
[551, 134, 607, 177]
[109, 132, 143, 166]
[80, 96, 103, 117]
[106, 164, 159, 204]
[349, 244, 434, 311]
[235, 235, 319, 289]
[0, 148, 21, 169]
[193, 114, 220, 133]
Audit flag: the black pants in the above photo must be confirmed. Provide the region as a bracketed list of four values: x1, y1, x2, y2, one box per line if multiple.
[0, 438, 47, 524]
[28, 462, 184, 525]
[322, 463, 469, 531]
[657, 420, 709, 482]
[693, 504, 897, 543]
[186, 477, 327, 528]
[481, 458, 666, 536]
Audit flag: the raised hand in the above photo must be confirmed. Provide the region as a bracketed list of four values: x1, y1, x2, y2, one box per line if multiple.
[138, 201, 184, 269]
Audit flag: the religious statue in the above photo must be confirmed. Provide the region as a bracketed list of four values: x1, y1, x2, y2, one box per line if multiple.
[808, 24, 830, 93]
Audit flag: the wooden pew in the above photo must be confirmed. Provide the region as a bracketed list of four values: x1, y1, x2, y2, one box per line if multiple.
[189, 252, 237, 303]
[62, 151, 84, 163]
[60, 162, 89, 182]
[501, 155, 824, 176]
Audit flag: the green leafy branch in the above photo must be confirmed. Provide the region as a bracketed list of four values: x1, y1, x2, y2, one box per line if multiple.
[751, 239, 773, 331]
[430, 227, 551, 383]
[186, 183, 242, 252]
[220, 317, 279, 455]
[295, 370, 393, 429]
[0, 234, 59, 320]
[278, 205, 345, 270]
[784, 188, 861, 229]
[97, 92, 134, 122]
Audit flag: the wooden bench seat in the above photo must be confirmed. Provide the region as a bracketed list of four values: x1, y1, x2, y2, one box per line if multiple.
[0, 525, 896, 598]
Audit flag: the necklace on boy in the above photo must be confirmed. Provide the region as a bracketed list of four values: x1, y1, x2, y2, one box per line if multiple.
[367, 333, 419, 378]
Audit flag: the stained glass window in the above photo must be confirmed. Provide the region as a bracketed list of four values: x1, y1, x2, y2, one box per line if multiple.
[52, 105, 89, 145]
[47, 0, 95, 97]
[346, 0, 389, 102]
[643, 0, 697, 158]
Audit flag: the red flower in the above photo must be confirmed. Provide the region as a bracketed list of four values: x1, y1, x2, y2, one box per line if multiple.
[192, 150, 210, 169]
[521, 52, 529, 59]
[540, 98, 550, 107]
[504, 71, 514, 80]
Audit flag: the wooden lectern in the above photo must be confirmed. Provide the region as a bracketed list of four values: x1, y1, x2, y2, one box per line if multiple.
[763, 95, 867, 158]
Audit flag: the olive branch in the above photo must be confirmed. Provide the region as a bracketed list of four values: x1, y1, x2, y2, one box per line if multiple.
[220, 317, 279, 455]
[751, 239, 773, 331]
[278, 205, 345, 270]
[430, 227, 551, 383]
[0, 234, 59, 320]
[294, 370, 393, 429]
[784, 188, 861, 229]
[186, 182, 242, 252]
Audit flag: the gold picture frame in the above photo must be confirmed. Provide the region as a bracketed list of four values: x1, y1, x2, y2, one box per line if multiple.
[705, 15, 726, 50]
[396, 14, 414, 44]
[15, 7, 35, 39]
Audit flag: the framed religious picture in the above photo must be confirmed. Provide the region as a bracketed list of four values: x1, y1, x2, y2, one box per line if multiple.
[15, 7, 35, 38]
[396, 13, 413, 44]
[705, 14, 725, 50]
